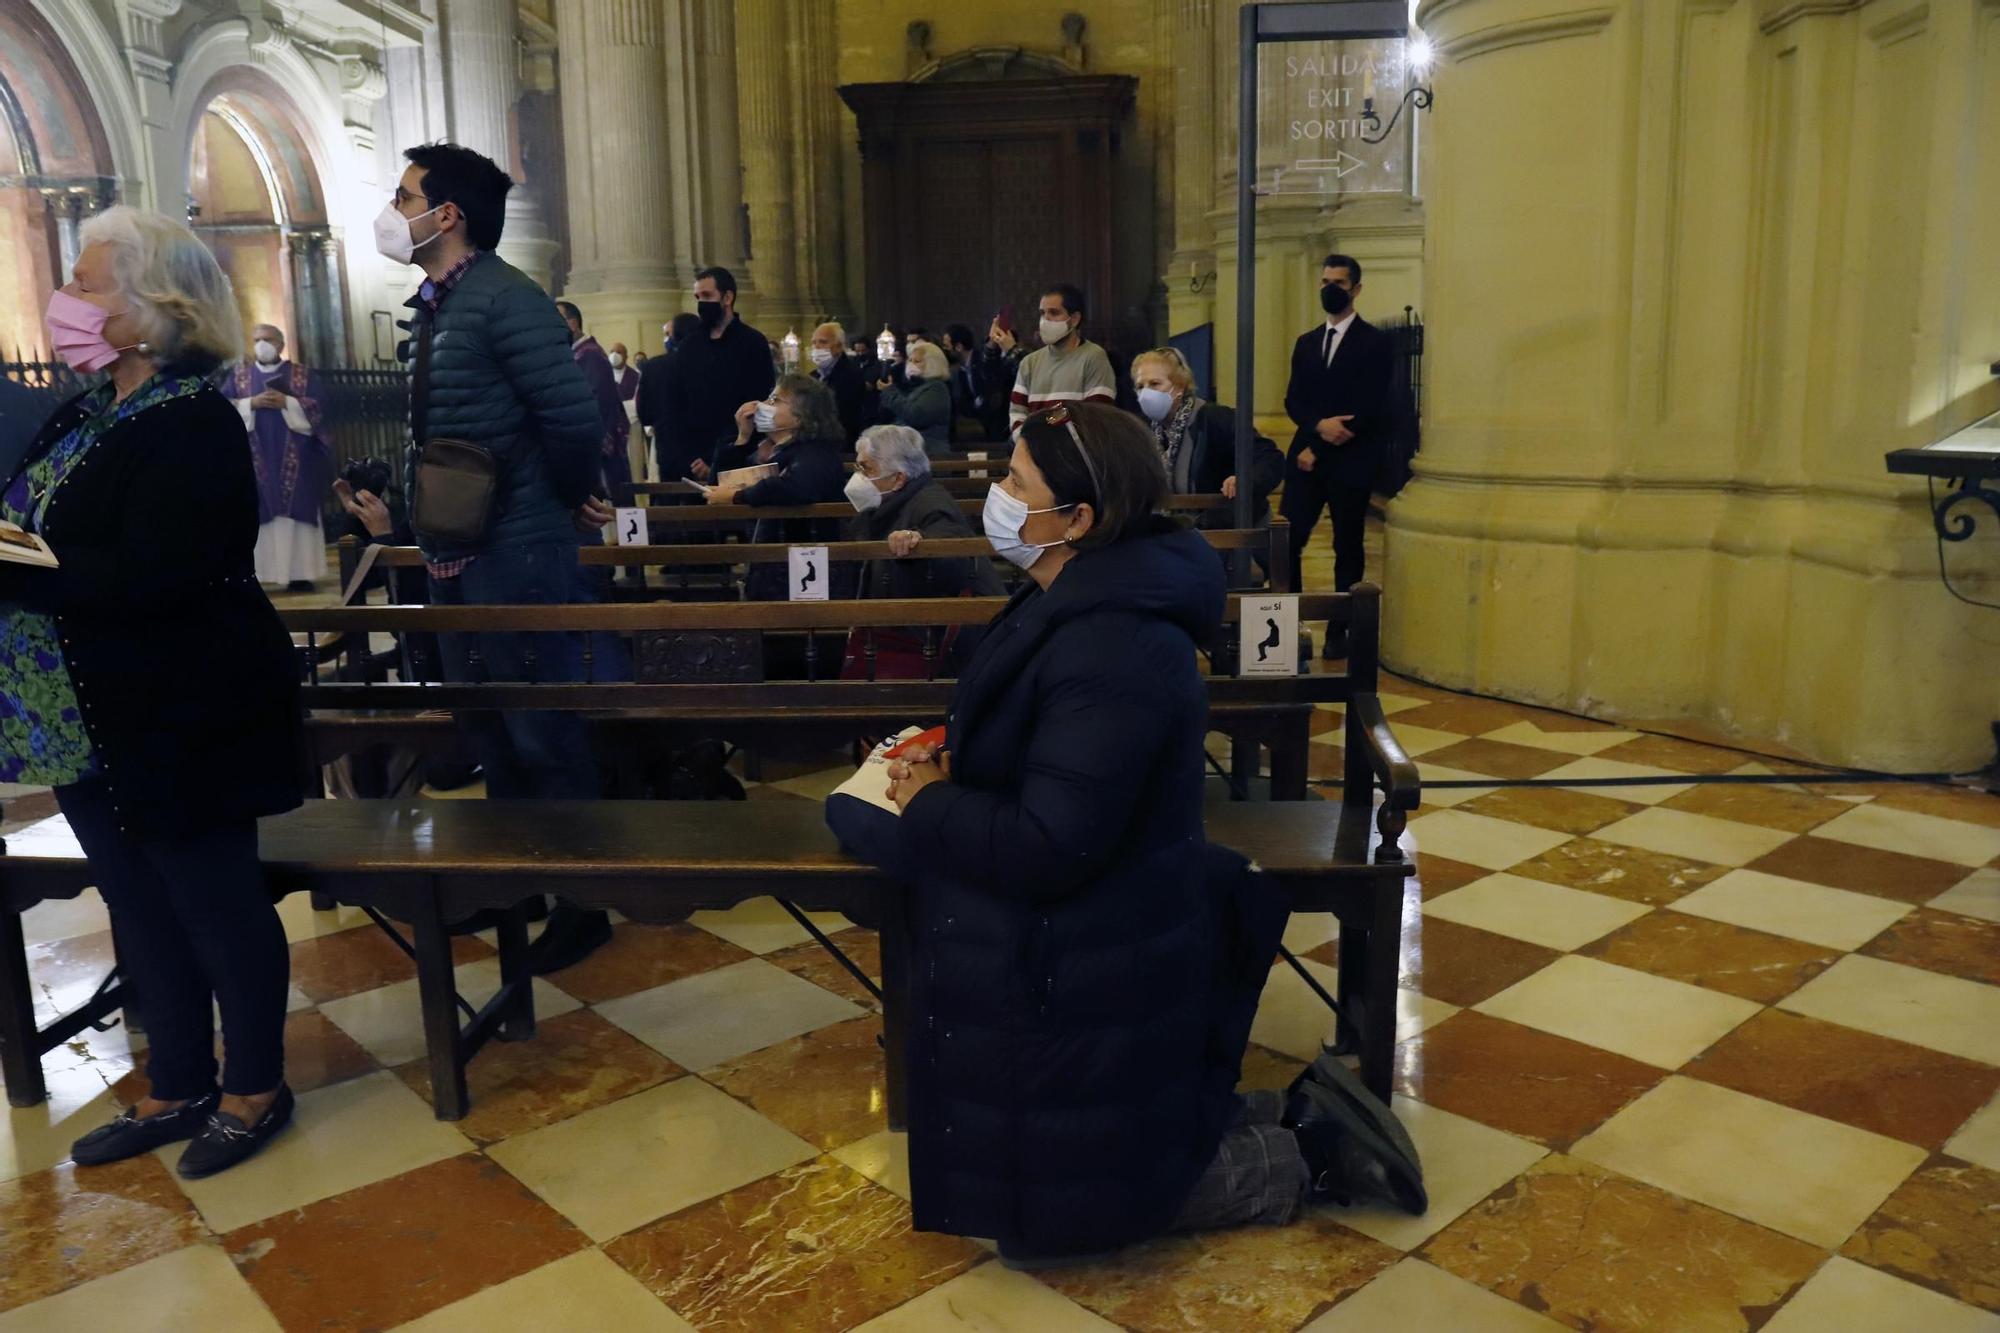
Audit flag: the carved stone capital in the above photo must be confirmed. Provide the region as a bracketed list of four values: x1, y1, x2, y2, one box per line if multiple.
[337, 55, 388, 102]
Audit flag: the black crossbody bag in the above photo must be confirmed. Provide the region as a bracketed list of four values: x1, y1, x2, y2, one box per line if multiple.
[407, 309, 500, 545]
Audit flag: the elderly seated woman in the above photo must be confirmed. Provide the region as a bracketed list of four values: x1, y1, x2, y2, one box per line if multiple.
[1131, 346, 1285, 529]
[875, 339, 954, 456]
[706, 373, 847, 600]
[841, 425, 1004, 677]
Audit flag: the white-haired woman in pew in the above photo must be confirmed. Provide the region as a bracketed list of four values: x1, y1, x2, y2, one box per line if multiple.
[1, 206, 301, 1177]
[840, 425, 1004, 677]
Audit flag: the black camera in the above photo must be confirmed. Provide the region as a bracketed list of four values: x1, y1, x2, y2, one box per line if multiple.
[340, 456, 392, 499]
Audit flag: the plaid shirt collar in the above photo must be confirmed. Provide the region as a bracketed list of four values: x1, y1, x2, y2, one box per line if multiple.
[418, 249, 484, 313]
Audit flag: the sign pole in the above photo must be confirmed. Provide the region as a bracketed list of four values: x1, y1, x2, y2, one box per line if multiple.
[1233, 3, 1260, 584]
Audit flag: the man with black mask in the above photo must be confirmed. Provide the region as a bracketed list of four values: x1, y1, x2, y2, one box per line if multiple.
[651, 267, 775, 482]
[1280, 252, 1394, 658]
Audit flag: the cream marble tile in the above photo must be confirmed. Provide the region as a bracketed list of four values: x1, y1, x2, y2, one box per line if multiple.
[685, 897, 855, 955]
[0, 1243, 280, 1333]
[854, 1261, 1122, 1332]
[1931, 868, 2000, 924]
[1591, 806, 1795, 868]
[1423, 873, 1649, 950]
[1762, 1256, 2000, 1333]
[1377, 691, 1430, 715]
[1409, 765, 1499, 809]
[1393, 810, 1572, 872]
[1539, 758, 1695, 805]
[1479, 721, 1642, 758]
[1779, 954, 2000, 1066]
[832, 1128, 912, 1202]
[19, 892, 109, 947]
[1572, 1076, 1924, 1248]
[0, 1063, 130, 1183]
[391, 1247, 696, 1333]
[163, 1071, 473, 1233]
[1669, 869, 1912, 951]
[317, 959, 583, 1068]
[1944, 1091, 2000, 1173]
[1814, 803, 2000, 868]
[595, 957, 865, 1071]
[1376, 724, 1471, 758]
[1476, 955, 1759, 1068]
[1249, 958, 1455, 1063]
[273, 894, 374, 943]
[1302, 1258, 1567, 1332]
[487, 1076, 815, 1243]
[1335, 1097, 1548, 1252]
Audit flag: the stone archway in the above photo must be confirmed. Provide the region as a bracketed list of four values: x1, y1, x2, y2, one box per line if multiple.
[0, 3, 116, 357]
[183, 73, 347, 367]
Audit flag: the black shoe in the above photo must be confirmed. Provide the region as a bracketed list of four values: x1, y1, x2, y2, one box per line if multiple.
[71, 1091, 219, 1167]
[1320, 627, 1350, 660]
[533, 904, 614, 975]
[997, 1241, 1119, 1272]
[177, 1085, 294, 1180]
[286, 579, 316, 593]
[1285, 1056, 1426, 1214]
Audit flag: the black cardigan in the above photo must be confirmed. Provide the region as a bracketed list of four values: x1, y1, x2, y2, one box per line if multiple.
[0, 383, 303, 837]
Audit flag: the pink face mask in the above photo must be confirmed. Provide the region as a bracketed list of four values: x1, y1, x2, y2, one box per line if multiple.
[45, 289, 138, 373]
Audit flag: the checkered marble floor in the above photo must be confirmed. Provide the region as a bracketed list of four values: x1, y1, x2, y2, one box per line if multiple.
[5, 523, 2000, 1330]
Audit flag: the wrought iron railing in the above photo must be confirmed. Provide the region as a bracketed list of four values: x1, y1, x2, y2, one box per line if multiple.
[2, 358, 411, 517]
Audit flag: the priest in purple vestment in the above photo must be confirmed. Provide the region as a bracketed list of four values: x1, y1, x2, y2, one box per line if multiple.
[225, 324, 331, 590]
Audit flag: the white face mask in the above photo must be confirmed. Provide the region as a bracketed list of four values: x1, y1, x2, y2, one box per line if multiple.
[253, 339, 280, 367]
[753, 401, 779, 434]
[609, 352, 625, 368]
[809, 347, 836, 371]
[844, 470, 885, 513]
[1138, 387, 1175, 423]
[982, 484, 1072, 570]
[1038, 317, 1072, 347]
[373, 201, 442, 265]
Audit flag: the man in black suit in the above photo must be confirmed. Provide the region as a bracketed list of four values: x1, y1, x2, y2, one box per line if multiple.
[1280, 252, 1395, 657]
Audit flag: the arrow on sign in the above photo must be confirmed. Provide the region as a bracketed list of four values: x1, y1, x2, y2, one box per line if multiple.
[1333, 150, 1366, 178]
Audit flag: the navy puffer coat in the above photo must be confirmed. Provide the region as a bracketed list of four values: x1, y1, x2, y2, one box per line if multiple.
[400, 253, 603, 563]
[831, 519, 1287, 1255]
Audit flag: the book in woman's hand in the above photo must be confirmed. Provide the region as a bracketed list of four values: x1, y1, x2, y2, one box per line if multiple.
[0, 522, 57, 568]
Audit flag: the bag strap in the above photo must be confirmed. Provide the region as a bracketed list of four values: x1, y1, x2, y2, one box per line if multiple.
[409, 307, 433, 447]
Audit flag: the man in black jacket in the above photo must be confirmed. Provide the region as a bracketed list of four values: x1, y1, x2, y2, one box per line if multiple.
[651, 267, 775, 482]
[1280, 253, 1395, 656]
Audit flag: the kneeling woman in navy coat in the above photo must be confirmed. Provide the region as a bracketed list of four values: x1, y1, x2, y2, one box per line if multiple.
[829, 402, 1424, 1266]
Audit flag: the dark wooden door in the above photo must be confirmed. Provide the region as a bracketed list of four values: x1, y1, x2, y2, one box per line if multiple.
[841, 77, 1135, 346]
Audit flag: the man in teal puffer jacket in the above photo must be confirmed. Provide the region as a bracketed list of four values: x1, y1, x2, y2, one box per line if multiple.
[381, 142, 615, 966]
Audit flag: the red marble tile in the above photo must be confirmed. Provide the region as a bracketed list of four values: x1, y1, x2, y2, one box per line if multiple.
[227, 1153, 586, 1331]
[1746, 836, 1969, 905]
[1594, 734, 1753, 775]
[766, 934, 882, 1011]
[1460, 786, 1646, 835]
[1843, 1160, 2000, 1312]
[0, 1155, 204, 1313]
[1859, 907, 2000, 986]
[1577, 911, 1840, 1004]
[1394, 1011, 1665, 1149]
[1686, 1010, 2000, 1151]
[705, 1017, 888, 1151]
[1422, 738, 1578, 780]
[537, 921, 753, 1004]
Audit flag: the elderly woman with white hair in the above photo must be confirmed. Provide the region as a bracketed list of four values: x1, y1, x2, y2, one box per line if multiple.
[841, 424, 1003, 676]
[875, 339, 954, 455]
[3, 206, 301, 1178]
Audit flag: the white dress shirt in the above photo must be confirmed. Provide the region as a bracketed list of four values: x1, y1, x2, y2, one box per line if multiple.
[1321, 309, 1357, 368]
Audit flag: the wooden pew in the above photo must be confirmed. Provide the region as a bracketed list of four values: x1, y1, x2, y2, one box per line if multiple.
[632, 493, 1232, 528]
[0, 798, 1411, 1122]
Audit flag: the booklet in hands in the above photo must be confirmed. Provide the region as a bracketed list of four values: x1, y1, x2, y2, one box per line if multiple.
[831, 725, 946, 815]
[0, 522, 57, 569]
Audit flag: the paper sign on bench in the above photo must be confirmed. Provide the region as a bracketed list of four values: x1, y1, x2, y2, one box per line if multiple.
[790, 544, 829, 601]
[614, 507, 649, 547]
[1240, 595, 1298, 677]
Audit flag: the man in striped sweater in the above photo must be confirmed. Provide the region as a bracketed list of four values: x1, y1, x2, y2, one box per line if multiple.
[1007, 283, 1117, 428]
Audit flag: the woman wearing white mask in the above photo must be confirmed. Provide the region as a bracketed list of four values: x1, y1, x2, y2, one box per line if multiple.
[5, 206, 302, 1178]
[708, 373, 847, 599]
[839, 425, 1003, 677]
[1130, 347, 1285, 531]
[808, 321, 866, 445]
[825, 400, 1423, 1266]
[875, 339, 953, 456]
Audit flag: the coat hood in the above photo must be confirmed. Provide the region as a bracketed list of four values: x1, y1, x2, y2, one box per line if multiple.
[1039, 516, 1225, 643]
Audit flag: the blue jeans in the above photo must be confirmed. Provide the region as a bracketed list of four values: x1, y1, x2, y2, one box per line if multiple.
[430, 541, 599, 799]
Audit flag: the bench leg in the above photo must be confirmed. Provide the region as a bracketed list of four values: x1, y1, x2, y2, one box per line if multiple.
[879, 892, 910, 1134]
[309, 891, 338, 912]
[0, 910, 46, 1109]
[410, 893, 470, 1121]
[1269, 728, 1309, 802]
[495, 900, 537, 1043]
[1230, 739, 1259, 801]
[1338, 887, 1402, 1104]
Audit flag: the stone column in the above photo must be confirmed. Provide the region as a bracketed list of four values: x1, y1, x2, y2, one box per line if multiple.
[438, 0, 559, 290]
[731, 0, 845, 333]
[554, 0, 681, 354]
[1167, 0, 1218, 334]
